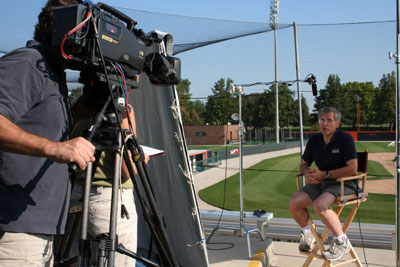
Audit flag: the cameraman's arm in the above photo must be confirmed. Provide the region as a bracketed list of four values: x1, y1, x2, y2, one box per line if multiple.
[0, 114, 95, 170]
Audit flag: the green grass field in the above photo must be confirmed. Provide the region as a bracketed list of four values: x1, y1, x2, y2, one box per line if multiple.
[189, 141, 396, 154]
[199, 142, 396, 224]
[355, 141, 395, 153]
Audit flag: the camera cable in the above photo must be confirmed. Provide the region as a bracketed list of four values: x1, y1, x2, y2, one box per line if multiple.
[205, 122, 235, 250]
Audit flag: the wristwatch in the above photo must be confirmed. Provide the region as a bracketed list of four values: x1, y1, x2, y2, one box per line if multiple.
[325, 170, 330, 180]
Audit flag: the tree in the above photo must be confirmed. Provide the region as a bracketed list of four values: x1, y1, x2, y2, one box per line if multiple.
[277, 85, 298, 127]
[294, 94, 311, 126]
[314, 74, 342, 110]
[342, 81, 377, 128]
[253, 89, 275, 128]
[204, 78, 237, 125]
[253, 84, 299, 128]
[176, 79, 191, 109]
[176, 79, 206, 125]
[375, 72, 396, 130]
[189, 100, 206, 125]
[314, 74, 352, 124]
[242, 93, 262, 127]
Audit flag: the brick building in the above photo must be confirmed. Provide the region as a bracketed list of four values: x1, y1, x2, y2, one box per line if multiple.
[184, 125, 239, 145]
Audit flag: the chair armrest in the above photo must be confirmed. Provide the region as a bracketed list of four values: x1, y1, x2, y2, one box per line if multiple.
[336, 173, 367, 182]
[293, 173, 304, 190]
[337, 172, 368, 199]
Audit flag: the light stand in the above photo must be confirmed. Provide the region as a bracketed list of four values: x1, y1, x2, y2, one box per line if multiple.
[389, 0, 400, 264]
[230, 74, 318, 239]
[206, 85, 264, 260]
[236, 85, 245, 235]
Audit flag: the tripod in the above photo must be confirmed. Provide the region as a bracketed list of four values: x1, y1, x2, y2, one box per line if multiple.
[77, 124, 146, 267]
[78, 109, 178, 266]
[55, 92, 178, 266]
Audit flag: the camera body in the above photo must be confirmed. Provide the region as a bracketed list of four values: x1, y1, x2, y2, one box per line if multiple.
[51, 2, 181, 89]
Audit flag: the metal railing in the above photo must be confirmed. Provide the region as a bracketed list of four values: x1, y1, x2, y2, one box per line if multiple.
[192, 156, 222, 173]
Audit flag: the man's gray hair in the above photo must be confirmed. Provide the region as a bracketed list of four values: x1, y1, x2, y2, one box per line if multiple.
[318, 107, 341, 121]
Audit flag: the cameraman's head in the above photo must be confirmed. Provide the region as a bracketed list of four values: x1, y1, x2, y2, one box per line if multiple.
[34, 0, 83, 46]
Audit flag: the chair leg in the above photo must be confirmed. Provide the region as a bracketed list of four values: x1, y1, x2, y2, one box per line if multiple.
[324, 204, 363, 267]
[301, 207, 344, 267]
[336, 203, 363, 267]
[301, 213, 332, 267]
[300, 204, 365, 267]
[349, 248, 362, 267]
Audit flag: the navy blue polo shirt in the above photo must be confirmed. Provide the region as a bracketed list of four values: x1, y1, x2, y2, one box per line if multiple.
[302, 129, 357, 183]
[0, 41, 71, 234]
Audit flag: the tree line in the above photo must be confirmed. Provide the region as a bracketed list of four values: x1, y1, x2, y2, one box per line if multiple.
[177, 72, 396, 131]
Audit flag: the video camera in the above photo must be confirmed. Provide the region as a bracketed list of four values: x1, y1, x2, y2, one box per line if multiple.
[51, 2, 181, 90]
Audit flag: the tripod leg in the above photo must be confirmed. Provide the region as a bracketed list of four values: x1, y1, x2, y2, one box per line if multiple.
[124, 137, 178, 266]
[105, 142, 123, 267]
[78, 162, 93, 267]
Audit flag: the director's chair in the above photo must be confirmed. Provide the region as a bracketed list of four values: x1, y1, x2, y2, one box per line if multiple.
[294, 150, 368, 267]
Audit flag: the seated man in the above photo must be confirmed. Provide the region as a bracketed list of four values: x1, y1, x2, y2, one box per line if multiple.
[289, 107, 358, 261]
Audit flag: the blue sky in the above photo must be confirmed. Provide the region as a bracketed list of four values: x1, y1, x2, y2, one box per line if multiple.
[0, 0, 396, 109]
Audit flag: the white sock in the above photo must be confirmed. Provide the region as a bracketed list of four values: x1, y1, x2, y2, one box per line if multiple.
[335, 234, 347, 244]
[301, 226, 311, 233]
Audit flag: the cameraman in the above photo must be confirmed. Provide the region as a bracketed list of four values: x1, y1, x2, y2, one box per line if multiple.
[70, 82, 149, 266]
[0, 0, 95, 266]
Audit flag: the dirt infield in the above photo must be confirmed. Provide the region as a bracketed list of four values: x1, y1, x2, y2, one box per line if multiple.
[366, 152, 396, 195]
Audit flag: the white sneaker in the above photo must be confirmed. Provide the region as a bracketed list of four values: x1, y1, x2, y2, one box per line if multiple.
[322, 238, 351, 261]
[299, 230, 315, 252]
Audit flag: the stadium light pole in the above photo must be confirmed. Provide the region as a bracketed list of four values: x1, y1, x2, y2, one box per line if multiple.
[270, 0, 280, 144]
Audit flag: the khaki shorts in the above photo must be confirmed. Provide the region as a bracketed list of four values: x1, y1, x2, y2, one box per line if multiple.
[0, 232, 53, 267]
[70, 185, 138, 267]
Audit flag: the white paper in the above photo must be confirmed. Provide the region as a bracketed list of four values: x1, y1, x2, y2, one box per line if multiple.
[140, 145, 165, 157]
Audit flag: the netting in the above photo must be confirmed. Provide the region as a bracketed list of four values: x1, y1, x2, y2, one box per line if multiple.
[111, 7, 395, 107]
[112, 6, 292, 54]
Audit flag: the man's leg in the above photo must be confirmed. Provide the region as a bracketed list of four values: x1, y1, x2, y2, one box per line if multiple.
[313, 192, 351, 261]
[113, 188, 138, 266]
[313, 192, 342, 236]
[88, 186, 137, 267]
[289, 190, 314, 227]
[0, 232, 53, 267]
[289, 190, 316, 251]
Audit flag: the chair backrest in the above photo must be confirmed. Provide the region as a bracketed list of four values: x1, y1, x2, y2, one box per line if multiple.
[357, 149, 368, 173]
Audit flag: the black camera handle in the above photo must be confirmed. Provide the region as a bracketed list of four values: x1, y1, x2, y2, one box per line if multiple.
[95, 2, 137, 30]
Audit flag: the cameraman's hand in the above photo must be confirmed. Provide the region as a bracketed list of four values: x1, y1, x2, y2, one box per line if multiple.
[144, 154, 150, 164]
[46, 137, 95, 170]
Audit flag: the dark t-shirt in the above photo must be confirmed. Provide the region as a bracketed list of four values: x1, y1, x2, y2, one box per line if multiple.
[0, 41, 71, 234]
[302, 129, 357, 186]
